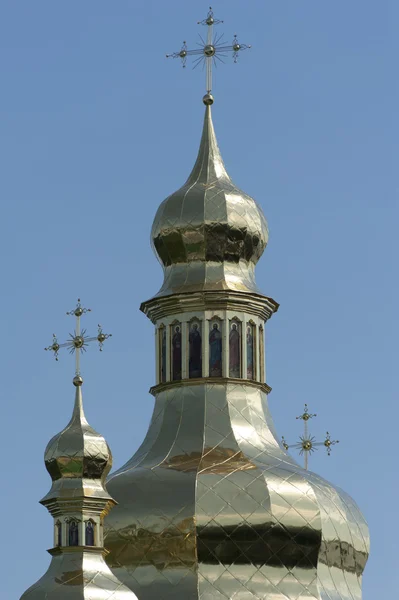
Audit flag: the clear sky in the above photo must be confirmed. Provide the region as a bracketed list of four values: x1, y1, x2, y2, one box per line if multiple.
[1, 2, 396, 598]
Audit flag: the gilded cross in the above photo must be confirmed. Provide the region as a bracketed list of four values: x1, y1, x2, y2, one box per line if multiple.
[45, 299, 112, 384]
[166, 6, 251, 103]
[282, 404, 339, 470]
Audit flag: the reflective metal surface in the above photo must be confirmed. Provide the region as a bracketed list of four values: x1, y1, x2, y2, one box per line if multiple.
[21, 382, 138, 600]
[166, 8, 251, 96]
[21, 548, 138, 599]
[282, 404, 340, 470]
[105, 384, 369, 599]
[151, 106, 269, 297]
[106, 84, 369, 598]
[41, 383, 113, 504]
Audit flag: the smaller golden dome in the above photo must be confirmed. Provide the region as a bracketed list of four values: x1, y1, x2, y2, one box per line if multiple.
[151, 105, 269, 297]
[41, 385, 113, 504]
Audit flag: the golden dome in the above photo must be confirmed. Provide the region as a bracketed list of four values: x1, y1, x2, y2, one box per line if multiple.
[151, 105, 269, 297]
[41, 385, 113, 504]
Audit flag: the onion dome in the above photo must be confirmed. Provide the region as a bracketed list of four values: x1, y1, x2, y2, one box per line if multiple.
[21, 376, 139, 600]
[151, 105, 269, 297]
[41, 378, 113, 505]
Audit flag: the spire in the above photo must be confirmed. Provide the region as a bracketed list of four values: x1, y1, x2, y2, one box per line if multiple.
[185, 104, 229, 185]
[71, 379, 87, 423]
[20, 302, 138, 600]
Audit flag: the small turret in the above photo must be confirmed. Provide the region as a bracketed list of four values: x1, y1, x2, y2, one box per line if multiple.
[40, 377, 115, 544]
[20, 301, 138, 600]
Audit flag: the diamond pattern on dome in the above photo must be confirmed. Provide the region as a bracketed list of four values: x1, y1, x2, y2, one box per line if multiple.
[105, 383, 369, 599]
[21, 550, 139, 599]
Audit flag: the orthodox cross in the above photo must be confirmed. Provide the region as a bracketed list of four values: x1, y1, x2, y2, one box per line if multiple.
[166, 6, 251, 103]
[281, 404, 339, 470]
[45, 298, 112, 384]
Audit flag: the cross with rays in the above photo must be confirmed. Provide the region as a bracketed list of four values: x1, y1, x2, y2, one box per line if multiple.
[166, 6, 251, 103]
[281, 404, 339, 470]
[45, 298, 112, 383]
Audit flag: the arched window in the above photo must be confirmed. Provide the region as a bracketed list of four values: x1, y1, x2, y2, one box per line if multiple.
[229, 320, 241, 378]
[246, 322, 256, 380]
[159, 325, 166, 383]
[56, 520, 62, 547]
[68, 520, 79, 547]
[259, 325, 265, 382]
[85, 521, 95, 546]
[171, 322, 182, 381]
[209, 320, 222, 377]
[189, 320, 202, 378]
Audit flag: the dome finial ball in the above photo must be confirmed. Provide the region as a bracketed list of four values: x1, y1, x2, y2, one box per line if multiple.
[203, 93, 214, 106]
[73, 375, 83, 387]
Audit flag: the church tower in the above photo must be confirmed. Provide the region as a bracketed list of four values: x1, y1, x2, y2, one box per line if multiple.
[20, 304, 138, 600]
[104, 9, 369, 600]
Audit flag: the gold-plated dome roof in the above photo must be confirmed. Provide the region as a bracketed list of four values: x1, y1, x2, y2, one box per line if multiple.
[22, 380, 138, 600]
[41, 384, 113, 504]
[151, 105, 269, 297]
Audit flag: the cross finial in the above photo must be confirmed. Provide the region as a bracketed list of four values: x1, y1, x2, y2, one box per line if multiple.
[166, 7, 251, 105]
[282, 404, 339, 470]
[45, 298, 112, 386]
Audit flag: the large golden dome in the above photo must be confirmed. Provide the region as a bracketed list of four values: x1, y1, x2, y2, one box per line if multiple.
[151, 105, 269, 297]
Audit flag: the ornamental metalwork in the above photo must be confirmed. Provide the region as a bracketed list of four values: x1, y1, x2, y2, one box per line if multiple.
[166, 6, 251, 103]
[282, 403, 340, 470]
[45, 298, 111, 380]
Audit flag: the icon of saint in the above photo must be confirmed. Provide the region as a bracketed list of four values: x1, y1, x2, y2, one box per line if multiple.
[172, 325, 182, 380]
[229, 322, 241, 378]
[189, 323, 202, 378]
[209, 322, 222, 377]
[69, 520, 79, 547]
[85, 521, 95, 546]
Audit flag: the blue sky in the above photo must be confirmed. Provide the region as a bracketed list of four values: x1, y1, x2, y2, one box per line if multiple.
[1, 2, 396, 598]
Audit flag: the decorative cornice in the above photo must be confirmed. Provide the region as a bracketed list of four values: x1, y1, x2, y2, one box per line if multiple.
[41, 497, 117, 517]
[141, 290, 279, 324]
[149, 377, 272, 397]
[48, 545, 110, 557]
